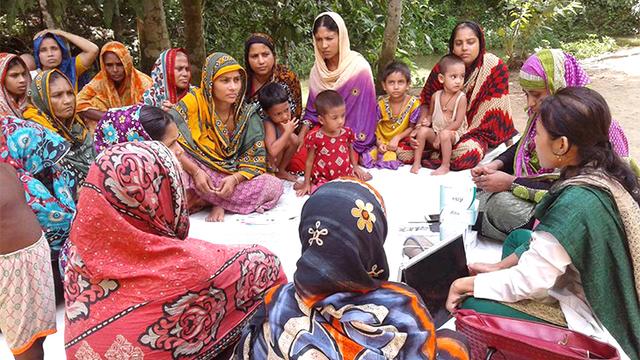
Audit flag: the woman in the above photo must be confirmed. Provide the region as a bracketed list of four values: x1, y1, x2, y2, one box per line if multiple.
[63, 141, 287, 359]
[244, 33, 302, 119]
[473, 49, 629, 240]
[1, 116, 75, 261]
[23, 69, 96, 187]
[170, 53, 283, 222]
[33, 29, 99, 92]
[233, 179, 469, 359]
[76, 41, 152, 124]
[446, 87, 640, 359]
[0, 53, 31, 117]
[411, 21, 516, 170]
[296, 12, 378, 159]
[142, 48, 193, 111]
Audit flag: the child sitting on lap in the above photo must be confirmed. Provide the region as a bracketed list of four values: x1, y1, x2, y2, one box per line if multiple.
[295, 90, 371, 196]
[364, 61, 421, 169]
[258, 82, 300, 182]
[412, 54, 467, 175]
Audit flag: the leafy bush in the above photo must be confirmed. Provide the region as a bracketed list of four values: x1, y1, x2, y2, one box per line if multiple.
[559, 34, 618, 59]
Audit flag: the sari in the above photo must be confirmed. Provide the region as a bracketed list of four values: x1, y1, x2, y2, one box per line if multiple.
[63, 141, 287, 359]
[93, 104, 150, 153]
[23, 69, 96, 185]
[76, 41, 152, 113]
[142, 48, 192, 107]
[33, 32, 91, 92]
[418, 25, 516, 170]
[0, 116, 76, 259]
[233, 179, 469, 360]
[365, 95, 421, 169]
[170, 52, 282, 215]
[0, 53, 31, 117]
[303, 12, 378, 154]
[244, 33, 303, 119]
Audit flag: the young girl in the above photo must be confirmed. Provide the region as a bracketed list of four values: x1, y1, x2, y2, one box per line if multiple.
[364, 61, 421, 169]
[295, 90, 371, 196]
[413, 54, 467, 175]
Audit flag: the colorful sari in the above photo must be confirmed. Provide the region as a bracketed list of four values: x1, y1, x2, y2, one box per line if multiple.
[34, 32, 91, 92]
[142, 48, 192, 107]
[0, 53, 31, 117]
[170, 52, 282, 215]
[76, 41, 152, 113]
[233, 179, 469, 360]
[244, 33, 303, 119]
[93, 104, 150, 153]
[23, 69, 96, 185]
[303, 12, 378, 154]
[417, 26, 516, 170]
[364, 95, 421, 169]
[0, 116, 76, 259]
[63, 141, 287, 359]
[516, 49, 629, 177]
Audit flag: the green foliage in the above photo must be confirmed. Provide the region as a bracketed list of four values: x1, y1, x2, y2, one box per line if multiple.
[559, 34, 618, 59]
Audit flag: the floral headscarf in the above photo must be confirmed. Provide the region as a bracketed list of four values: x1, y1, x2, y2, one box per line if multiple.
[0, 53, 31, 117]
[142, 48, 192, 106]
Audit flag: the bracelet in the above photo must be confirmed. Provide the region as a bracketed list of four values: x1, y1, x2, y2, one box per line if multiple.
[232, 174, 240, 185]
[302, 119, 312, 128]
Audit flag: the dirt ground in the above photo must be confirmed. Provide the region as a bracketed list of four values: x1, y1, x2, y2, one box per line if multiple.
[509, 47, 640, 160]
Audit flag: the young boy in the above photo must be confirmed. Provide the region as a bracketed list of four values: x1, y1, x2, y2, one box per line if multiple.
[258, 82, 300, 182]
[413, 54, 467, 175]
[294, 90, 371, 196]
[366, 61, 421, 169]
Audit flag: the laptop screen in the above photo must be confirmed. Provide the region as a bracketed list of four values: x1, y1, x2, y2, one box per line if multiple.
[401, 234, 468, 327]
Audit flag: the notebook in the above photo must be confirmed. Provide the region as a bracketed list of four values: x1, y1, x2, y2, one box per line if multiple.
[400, 233, 468, 328]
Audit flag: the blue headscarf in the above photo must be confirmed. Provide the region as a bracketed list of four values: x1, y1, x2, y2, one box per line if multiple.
[34, 33, 91, 91]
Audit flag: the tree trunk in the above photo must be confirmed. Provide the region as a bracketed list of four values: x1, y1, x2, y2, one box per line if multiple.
[376, 0, 403, 94]
[180, 0, 206, 84]
[137, 0, 171, 73]
[38, 0, 60, 29]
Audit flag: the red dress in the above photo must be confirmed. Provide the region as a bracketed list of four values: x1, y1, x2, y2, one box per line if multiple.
[306, 127, 355, 190]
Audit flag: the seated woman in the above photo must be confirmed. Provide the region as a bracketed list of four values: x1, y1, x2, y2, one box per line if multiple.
[33, 29, 99, 92]
[244, 33, 302, 119]
[292, 12, 378, 170]
[473, 49, 630, 241]
[409, 21, 516, 170]
[23, 69, 96, 187]
[142, 48, 193, 112]
[169, 53, 283, 222]
[0, 53, 31, 117]
[1, 116, 75, 265]
[76, 41, 152, 125]
[233, 179, 469, 359]
[446, 87, 640, 359]
[63, 141, 287, 359]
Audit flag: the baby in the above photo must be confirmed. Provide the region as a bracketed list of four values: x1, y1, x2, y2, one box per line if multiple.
[413, 54, 467, 175]
[295, 90, 371, 196]
[258, 82, 300, 182]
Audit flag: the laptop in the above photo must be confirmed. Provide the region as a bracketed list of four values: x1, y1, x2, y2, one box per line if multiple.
[400, 233, 468, 327]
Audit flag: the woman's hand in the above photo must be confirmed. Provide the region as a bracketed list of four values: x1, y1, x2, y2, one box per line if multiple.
[473, 170, 516, 193]
[214, 175, 238, 199]
[378, 143, 388, 153]
[388, 136, 400, 151]
[193, 170, 215, 194]
[354, 167, 372, 181]
[295, 182, 311, 197]
[445, 277, 475, 313]
[161, 100, 175, 112]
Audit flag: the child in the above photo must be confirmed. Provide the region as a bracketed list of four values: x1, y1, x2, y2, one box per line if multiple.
[412, 54, 467, 175]
[258, 82, 300, 182]
[365, 61, 421, 169]
[295, 90, 371, 196]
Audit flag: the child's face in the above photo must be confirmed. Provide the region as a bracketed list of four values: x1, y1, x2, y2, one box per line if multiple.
[265, 101, 291, 124]
[438, 63, 466, 93]
[382, 71, 410, 99]
[319, 105, 346, 133]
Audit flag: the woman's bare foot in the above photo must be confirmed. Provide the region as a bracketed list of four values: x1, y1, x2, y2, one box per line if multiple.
[431, 165, 450, 176]
[205, 206, 225, 222]
[275, 170, 298, 182]
[293, 180, 304, 190]
[410, 162, 421, 174]
[468, 262, 501, 275]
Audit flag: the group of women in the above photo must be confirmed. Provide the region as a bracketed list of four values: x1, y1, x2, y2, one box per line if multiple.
[0, 9, 638, 360]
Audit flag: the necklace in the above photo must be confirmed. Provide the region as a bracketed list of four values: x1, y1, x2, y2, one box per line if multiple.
[441, 92, 457, 112]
